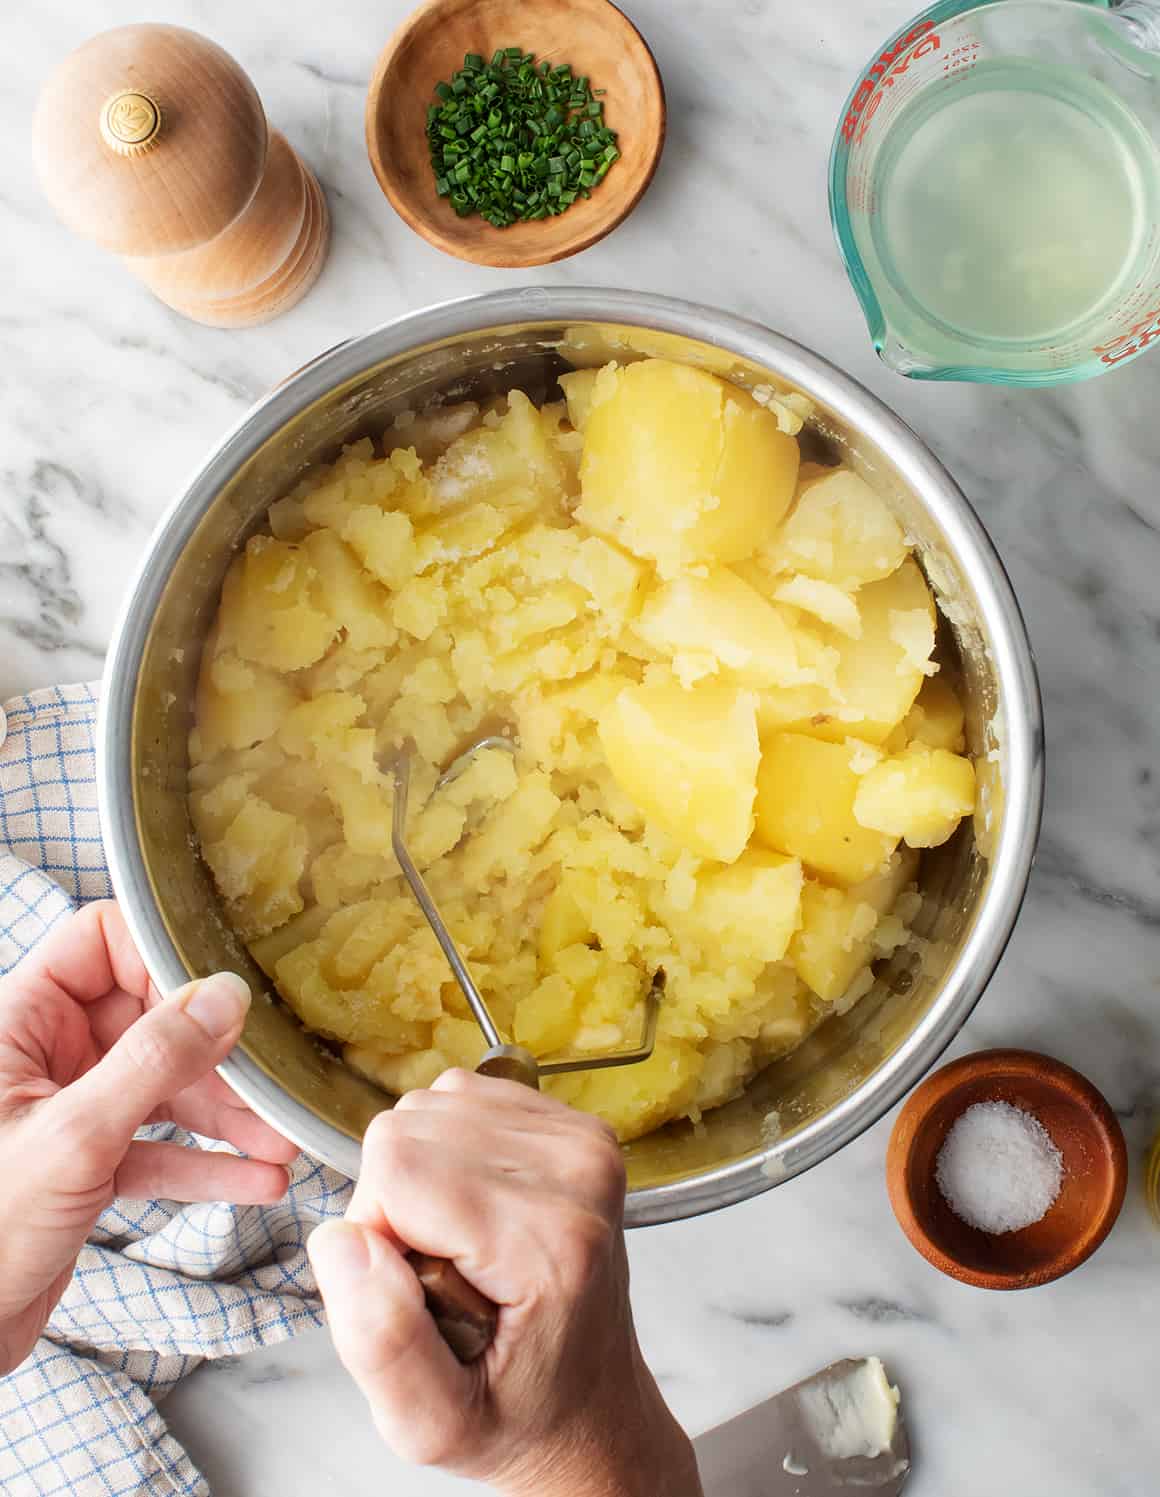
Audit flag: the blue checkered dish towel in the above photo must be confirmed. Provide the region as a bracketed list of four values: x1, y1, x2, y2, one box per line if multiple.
[0, 684, 354, 1496]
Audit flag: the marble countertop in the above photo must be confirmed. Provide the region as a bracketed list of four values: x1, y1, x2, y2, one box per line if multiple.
[5, 0, 1160, 1492]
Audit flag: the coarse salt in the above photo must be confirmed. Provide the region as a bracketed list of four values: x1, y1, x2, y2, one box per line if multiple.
[935, 1100, 1063, 1234]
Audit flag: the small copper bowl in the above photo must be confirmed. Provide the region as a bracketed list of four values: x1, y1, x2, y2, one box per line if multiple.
[887, 1048, 1127, 1289]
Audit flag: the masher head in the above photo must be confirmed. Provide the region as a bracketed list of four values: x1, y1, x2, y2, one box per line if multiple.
[388, 739, 662, 1090]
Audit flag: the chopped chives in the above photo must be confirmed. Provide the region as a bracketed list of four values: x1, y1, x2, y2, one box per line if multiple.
[425, 48, 620, 225]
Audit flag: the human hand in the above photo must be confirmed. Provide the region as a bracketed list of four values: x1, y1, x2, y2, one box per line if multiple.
[0, 900, 298, 1375]
[308, 1070, 703, 1497]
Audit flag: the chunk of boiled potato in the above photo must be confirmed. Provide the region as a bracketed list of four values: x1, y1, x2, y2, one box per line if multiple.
[216, 537, 337, 673]
[347, 1044, 444, 1095]
[547, 1034, 704, 1142]
[789, 880, 880, 1004]
[202, 797, 309, 939]
[193, 643, 300, 759]
[430, 388, 564, 512]
[771, 575, 861, 639]
[899, 676, 966, 752]
[853, 845, 921, 914]
[788, 845, 919, 1005]
[598, 682, 760, 862]
[414, 503, 511, 573]
[829, 558, 937, 743]
[297, 437, 407, 530]
[689, 850, 803, 963]
[276, 692, 380, 782]
[755, 732, 897, 885]
[558, 366, 601, 431]
[249, 903, 330, 977]
[754, 680, 842, 737]
[635, 568, 800, 688]
[458, 773, 561, 892]
[277, 953, 432, 1054]
[750, 964, 816, 1061]
[301, 529, 397, 651]
[574, 535, 648, 624]
[340, 506, 417, 592]
[577, 359, 800, 574]
[518, 672, 637, 773]
[751, 562, 936, 746]
[431, 1015, 489, 1070]
[388, 400, 481, 464]
[515, 973, 579, 1053]
[320, 898, 415, 987]
[853, 748, 976, 848]
[748, 615, 844, 736]
[539, 869, 600, 963]
[766, 469, 907, 589]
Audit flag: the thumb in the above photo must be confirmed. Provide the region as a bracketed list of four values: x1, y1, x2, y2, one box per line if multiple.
[53, 972, 251, 1177]
[309, 1219, 473, 1467]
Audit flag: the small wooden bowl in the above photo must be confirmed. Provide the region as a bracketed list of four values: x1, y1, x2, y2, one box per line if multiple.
[365, 0, 665, 267]
[887, 1049, 1127, 1290]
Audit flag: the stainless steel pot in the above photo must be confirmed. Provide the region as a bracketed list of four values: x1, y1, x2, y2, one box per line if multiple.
[98, 288, 1044, 1226]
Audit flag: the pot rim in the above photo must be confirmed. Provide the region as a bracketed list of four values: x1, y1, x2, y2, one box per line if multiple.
[97, 286, 1044, 1225]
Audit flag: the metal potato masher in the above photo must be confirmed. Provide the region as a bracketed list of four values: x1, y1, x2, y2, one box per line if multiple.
[387, 737, 664, 1362]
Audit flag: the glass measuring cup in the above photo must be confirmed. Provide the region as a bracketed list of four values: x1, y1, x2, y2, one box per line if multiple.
[830, 0, 1160, 383]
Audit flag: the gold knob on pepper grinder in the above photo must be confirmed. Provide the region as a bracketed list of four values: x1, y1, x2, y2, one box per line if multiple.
[99, 89, 163, 154]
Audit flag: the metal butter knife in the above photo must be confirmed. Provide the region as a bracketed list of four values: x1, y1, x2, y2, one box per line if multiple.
[693, 1357, 911, 1497]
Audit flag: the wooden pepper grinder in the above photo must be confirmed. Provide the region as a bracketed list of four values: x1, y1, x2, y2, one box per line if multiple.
[34, 24, 330, 328]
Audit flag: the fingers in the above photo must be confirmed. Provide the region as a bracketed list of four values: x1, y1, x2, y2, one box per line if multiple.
[163, 1073, 300, 1165]
[379, 1104, 540, 1157]
[429, 1068, 621, 1145]
[350, 1090, 626, 1308]
[14, 901, 151, 1005]
[391, 1089, 583, 1149]
[395, 1077, 625, 1179]
[349, 1141, 529, 1304]
[48, 971, 252, 1181]
[309, 1219, 476, 1466]
[114, 1140, 290, 1204]
[431, 1066, 604, 1122]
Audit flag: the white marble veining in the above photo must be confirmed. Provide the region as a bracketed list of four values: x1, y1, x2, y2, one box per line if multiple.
[4, 1, 1160, 1492]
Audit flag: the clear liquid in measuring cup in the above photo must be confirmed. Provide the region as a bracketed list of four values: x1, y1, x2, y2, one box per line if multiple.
[870, 59, 1159, 348]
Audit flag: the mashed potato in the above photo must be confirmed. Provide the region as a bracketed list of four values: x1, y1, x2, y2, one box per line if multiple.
[188, 358, 975, 1142]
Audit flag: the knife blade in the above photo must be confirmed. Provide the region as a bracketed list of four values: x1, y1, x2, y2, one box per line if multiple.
[692, 1356, 910, 1497]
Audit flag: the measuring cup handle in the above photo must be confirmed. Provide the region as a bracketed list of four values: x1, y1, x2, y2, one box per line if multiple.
[407, 1252, 498, 1363]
